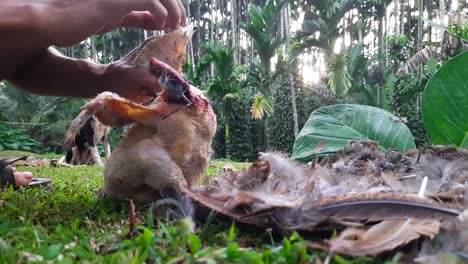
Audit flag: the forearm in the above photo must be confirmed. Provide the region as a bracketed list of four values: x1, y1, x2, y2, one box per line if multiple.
[0, 1, 114, 48]
[0, 1, 51, 50]
[9, 48, 106, 98]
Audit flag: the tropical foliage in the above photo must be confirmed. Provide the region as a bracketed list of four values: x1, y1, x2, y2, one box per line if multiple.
[292, 104, 416, 161]
[0, 124, 39, 152]
[1, 1, 467, 159]
[422, 51, 468, 148]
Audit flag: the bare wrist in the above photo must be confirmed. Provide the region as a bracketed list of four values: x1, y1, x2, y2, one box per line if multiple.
[88, 61, 110, 96]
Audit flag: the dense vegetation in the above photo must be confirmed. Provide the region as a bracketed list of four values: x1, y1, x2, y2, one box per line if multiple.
[0, 0, 467, 159]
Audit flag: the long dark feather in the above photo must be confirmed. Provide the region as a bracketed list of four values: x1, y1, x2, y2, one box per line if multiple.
[313, 193, 461, 224]
[317, 200, 460, 219]
[241, 193, 461, 231]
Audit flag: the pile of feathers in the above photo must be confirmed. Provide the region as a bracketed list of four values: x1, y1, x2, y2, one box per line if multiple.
[181, 140, 468, 260]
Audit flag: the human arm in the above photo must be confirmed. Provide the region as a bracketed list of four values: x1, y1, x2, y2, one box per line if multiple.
[10, 47, 159, 99]
[0, 0, 186, 48]
[1, 0, 185, 98]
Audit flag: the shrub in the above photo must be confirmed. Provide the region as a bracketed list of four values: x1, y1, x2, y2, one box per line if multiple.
[0, 124, 39, 152]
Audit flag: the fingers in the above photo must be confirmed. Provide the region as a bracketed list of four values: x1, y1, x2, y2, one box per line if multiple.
[119, 0, 185, 30]
[103, 62, 161, 100]
[158, 0, 182, 29]
[130, 66, 162, 96]
[13, 171, 33, 186]
[121, 11, 164, 30]
[146, 0, 170, 29]
[177, 0, 187, 27]
[23, 172, 33, 180]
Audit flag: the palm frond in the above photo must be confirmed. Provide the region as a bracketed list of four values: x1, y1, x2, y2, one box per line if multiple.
[326, 51, 352, 97]
[203, 41, 235, 81]
[288, 0, 359, 58]
[301, 17, 329, 36]
[346, 43, 365, 75]
[287, 37, 327, 60]
[250, 94, 273, 119]
[325, 0, 343, 18]
[398, 17, 468, 76]
[242, 0, 286, 63]
[442, 31, 468, 55]
[396, 46, 440, 76]
[224, 92, 242, 101]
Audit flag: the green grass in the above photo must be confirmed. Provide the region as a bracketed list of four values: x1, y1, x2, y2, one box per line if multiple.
[0, 152, 388, 263]
[0, 150, 62, 159]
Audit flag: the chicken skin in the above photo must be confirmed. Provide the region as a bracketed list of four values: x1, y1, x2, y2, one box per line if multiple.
[65, 27, 217, 203]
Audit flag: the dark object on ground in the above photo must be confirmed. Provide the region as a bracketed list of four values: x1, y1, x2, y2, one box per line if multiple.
[0, 156, 52, 189]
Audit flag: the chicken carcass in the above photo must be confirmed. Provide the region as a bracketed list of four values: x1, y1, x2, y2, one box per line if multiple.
[65, 27, 217, 203]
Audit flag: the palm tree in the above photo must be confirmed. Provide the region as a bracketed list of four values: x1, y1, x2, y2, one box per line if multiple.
[290, 0, 359, 56]
[240, 0, 294, 150]
[289, 0, 391, 97]
[193, 41, 255, 159]
[241, 0, 288, 119]
[242, 0, 286, 76]
[289, 0, 359, 96]
[202, 41, 245, 118]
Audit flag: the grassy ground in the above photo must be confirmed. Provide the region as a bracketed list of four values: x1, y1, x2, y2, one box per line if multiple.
[0, 152, 389, 263]
[0, 150, 63, 159]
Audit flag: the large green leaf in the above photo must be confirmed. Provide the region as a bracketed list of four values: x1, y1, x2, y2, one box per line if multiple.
[292, 104, 416, 162]
[422, 51, 468, 148]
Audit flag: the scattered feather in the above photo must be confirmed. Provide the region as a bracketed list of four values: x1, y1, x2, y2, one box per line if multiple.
[182, 141, 468, 257]
[329, 219, 440, 256]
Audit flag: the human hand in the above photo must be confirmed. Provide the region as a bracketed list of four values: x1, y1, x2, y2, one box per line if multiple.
[100, 59, 161, 102]
[46, 0, 187, 46]
[11, 167, 33, 186]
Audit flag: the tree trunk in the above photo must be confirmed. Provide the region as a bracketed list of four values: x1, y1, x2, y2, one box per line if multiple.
[394, 0, 400, 35]
[427, 0, 433, 41]
[341, 13, 346, 51]
[282, 3, 299, 137]
[377, 3, 387, 107]
[358, 27, 363, 43]
[209, 1, 215, 77]
[185, 0, 195, 70]
[195, 0, 201, 64]
[418, 0, 424, 48]
[400, 0, 405, 36]
[103, 36, 107, 64]
[385, 8, 389, 66]
[289, 74, 299, 137]
[231, 0, 239, 63]
[439, 0, 445, 40]
[90, 37, 97, 62]
[110, 39, 115, 62]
